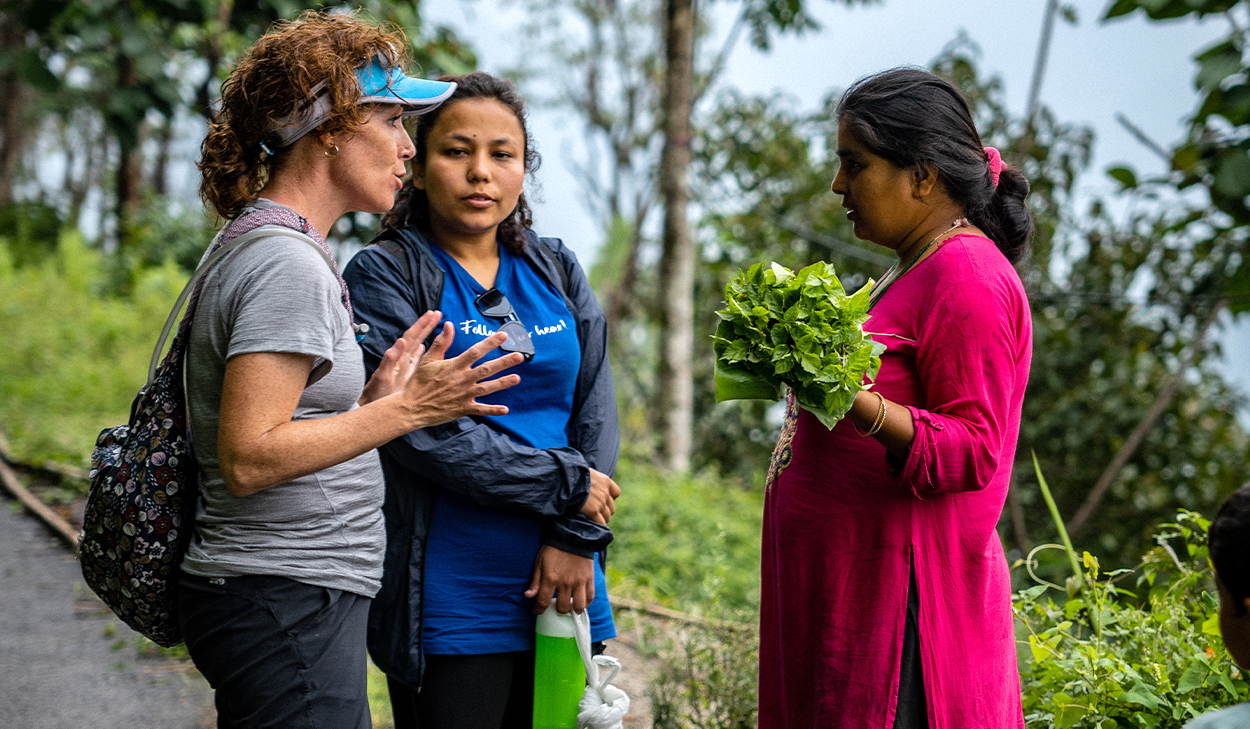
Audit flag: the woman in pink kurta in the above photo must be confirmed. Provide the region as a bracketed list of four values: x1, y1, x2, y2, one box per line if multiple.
[759, 69, 1033, 729]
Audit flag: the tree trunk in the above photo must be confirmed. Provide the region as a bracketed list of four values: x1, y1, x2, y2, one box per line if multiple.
[152, 114, 173, 196]
[0, 15, 27, 206]
[115, 55, 143, 247]
[195, 0, 234, 119]
[656, 0, 696, 472]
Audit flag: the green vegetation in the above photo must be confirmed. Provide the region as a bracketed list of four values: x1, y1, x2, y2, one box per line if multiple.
[0, 232, 183, 470]
[1017, 512, 1248, 728]
[606, 461, 763, 613]
[713, 261, 882, 429]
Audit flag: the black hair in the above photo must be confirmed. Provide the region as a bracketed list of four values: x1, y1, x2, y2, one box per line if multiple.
[835, 67, 1033, 266]
[381, 71, 539, 253]
[1210, 484, 1250, 617]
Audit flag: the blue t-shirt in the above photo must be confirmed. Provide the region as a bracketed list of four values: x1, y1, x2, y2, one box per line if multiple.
[422, 243, 616, 654]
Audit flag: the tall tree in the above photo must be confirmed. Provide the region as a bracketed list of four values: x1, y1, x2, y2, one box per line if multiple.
[657, 0, 697, 471]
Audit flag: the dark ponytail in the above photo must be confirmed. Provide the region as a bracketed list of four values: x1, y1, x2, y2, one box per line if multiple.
[835, 67, 1033, 265]
[381, 72, 539, 253]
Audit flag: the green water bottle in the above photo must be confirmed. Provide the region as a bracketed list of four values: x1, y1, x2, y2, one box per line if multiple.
[533, 607, 586, 729]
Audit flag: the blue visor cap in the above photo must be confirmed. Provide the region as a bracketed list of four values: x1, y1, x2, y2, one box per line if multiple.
[268, 57, 457, 148]
[357, 57, 456, 115]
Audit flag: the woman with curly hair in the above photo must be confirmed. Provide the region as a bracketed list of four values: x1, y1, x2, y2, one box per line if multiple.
[180, 14, 523, 728]
[759, 68, 1034, 728]
[343, 72, 621, 729]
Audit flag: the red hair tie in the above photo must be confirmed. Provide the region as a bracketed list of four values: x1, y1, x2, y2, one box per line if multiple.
[985, 147, 1004, 189]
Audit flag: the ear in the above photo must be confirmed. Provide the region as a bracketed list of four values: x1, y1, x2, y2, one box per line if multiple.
[910, 163, 940, 200]
[311, 129, 335, 155]
[411, 163, 426, 191]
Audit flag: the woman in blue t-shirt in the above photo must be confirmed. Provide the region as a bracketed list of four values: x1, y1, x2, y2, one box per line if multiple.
[343, 72, 622, 729]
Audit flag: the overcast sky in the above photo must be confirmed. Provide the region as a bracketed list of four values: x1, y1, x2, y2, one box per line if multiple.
[416, 0, 1250, 407]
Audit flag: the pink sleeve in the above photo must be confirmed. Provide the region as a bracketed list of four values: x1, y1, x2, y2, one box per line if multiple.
[894, 275, 1026, 497]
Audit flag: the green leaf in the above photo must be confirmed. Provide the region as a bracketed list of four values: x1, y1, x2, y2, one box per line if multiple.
[1212, 149, 1250, 200]
[1107, 166, 1138, 190]
[1202, 610, 1222, 637]
[1227, 257, 1250, 315]
[714, 357, 781, 402]
[1103, 0, 1140, 18]
[1054, 699, 1087, 729]
[1217, 668, 1238, 696]
[14, 50, 59, 93]
[1119, 680, 1162, 710]
[1195, 41, 1243, 91]
[1177, 660, 1208, 693]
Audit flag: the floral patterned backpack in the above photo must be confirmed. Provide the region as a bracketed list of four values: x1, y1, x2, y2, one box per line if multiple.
[80, 223, 337, 646]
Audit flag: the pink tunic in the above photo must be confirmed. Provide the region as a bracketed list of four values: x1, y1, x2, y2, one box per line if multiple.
[758, 234, 1031, 729]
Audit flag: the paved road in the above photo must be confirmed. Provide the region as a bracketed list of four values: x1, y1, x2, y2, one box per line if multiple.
[0, 492, 214, 729]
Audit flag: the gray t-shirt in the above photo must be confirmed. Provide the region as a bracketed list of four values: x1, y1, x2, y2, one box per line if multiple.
[181, 217, 385, 597]
[1185, 703, 1250, 729]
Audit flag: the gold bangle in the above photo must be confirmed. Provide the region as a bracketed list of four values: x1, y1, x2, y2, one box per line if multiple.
[868, 392, 887, 436]
[859, 391, 886, 437]
[867, 398, 888, 437]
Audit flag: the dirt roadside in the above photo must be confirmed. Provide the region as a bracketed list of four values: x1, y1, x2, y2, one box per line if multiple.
[0, 490, 215, 729]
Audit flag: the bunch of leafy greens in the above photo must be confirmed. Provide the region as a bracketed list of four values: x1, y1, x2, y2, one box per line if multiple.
[713, 261, 884, 429]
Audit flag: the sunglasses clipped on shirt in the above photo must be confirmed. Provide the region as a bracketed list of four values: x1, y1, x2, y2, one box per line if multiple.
[474, 288, 536, 362]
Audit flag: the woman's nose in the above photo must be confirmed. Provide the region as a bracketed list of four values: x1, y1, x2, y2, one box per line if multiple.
[398, 128, 415, 161]
[467, 151, 491, 181]
[830, 168, 845, 195]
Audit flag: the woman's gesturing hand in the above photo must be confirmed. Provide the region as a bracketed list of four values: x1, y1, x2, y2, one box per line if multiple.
[399, 320, 524, 430]
[581, 468, 620, 525]
[526, 545, 594, 614]
[357, 310, 442, 406]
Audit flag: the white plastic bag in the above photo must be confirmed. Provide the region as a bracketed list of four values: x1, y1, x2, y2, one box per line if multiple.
[572, 610, 631, 729]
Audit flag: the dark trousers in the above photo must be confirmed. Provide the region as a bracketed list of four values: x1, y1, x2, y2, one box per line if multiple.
[388, 650, 536, 729]
[177, 573, 371, 729]
[893, 562, 929, 729]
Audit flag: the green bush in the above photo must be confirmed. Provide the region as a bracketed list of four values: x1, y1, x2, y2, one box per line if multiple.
[1016, 511, 1249, 728]
[606, 461, 763, 612]
[0, 231, 183, 469]
[651, 616, 759, 729]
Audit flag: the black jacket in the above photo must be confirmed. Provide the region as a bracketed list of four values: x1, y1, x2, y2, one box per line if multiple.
[342, 226, 619, 686]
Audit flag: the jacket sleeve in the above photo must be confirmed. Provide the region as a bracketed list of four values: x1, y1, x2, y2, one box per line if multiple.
[893, 270, 1030, 497]
[539, 239, 620, 556]
[343, 245, 598, 528]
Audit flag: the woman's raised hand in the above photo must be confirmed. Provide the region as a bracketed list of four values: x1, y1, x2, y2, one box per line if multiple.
[580, 468, 621, 525]
[358, 310, 441, 406]
[400, 320, 524, 430]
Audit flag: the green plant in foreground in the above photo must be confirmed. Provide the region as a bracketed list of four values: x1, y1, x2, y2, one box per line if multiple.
[712, 261, 883, 429]
[1015, 510, 1248, 728]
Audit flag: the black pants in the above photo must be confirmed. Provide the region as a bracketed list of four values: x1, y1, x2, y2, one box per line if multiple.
[388, 642, 606, 729]
[177, 573, 371, 729]
[389, 651, 536, 729]
[893, 563, 929, 729]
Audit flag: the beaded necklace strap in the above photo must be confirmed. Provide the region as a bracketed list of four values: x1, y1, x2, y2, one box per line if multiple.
[867, 218, 968, 310]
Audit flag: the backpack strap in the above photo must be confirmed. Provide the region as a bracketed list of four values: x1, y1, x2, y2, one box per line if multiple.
[147, 226, 334, 386]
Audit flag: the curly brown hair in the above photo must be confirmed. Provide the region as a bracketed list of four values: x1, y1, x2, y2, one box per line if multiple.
[199, 11, 412, 220]
[381, 72, 540, 254]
